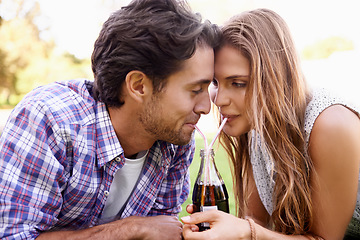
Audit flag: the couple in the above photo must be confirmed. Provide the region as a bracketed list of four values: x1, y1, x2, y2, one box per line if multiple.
[0, 0, 359, 239]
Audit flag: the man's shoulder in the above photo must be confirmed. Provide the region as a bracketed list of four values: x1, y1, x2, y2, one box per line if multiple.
[15, 79, 98, 126]
[36, 79, 93, 100]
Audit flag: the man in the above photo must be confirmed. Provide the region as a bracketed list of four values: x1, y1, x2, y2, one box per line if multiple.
[0, 0, 221, 239]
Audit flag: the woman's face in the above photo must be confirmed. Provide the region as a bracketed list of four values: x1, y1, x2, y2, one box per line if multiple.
[211, 44, 252, 137]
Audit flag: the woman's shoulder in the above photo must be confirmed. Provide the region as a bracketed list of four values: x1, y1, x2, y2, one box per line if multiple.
[304, 88, 360, 143]
[308, 104, 360, 239]
[308, 103, 360, 167]
[311, 104, 360, 141]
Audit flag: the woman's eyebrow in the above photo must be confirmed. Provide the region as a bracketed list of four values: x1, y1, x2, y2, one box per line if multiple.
[225, 75, 249, 80]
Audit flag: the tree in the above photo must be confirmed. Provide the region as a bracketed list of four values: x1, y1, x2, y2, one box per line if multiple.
[0, 0, 44, 104]
[0, 0, 93, 106]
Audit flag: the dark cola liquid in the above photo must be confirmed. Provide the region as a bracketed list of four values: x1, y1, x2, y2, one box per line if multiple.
[192, 182, 229, 231]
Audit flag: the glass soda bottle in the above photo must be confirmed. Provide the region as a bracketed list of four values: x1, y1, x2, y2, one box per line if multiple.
[192, 148, 229, 231]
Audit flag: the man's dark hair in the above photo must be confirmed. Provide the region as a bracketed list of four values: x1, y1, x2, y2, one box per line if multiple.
[91, 0, 221, 107]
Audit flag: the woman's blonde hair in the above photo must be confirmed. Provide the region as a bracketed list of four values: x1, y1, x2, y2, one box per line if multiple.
[217, 8, 313, 234]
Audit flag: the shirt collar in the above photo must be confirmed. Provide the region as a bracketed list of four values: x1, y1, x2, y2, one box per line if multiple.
[95, 102, 123, 167]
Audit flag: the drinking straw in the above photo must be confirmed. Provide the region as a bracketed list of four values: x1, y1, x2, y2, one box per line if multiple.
[195, 125, 208, 151]
[195, 125, 210, 188]
[205, 118, 227, 185]
[207, 118, 228, 153]
[194, 118, 228, 186]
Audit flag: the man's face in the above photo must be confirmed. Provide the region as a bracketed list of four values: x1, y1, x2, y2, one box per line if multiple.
[139, 46, 214, 145]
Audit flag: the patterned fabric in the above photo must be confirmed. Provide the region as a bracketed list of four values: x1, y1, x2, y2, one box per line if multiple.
[250, 131, 275, 214]
[0, 79, 194, 240]
[250, 88, 360, 234]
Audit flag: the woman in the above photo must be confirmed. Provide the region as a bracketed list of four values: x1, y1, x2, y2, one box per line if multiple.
[182, 8, 360, 239]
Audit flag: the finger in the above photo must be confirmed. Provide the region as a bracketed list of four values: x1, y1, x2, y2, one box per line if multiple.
[182, 224, 203, 240]
[182, 224, 193, 240]
[183, 223, 199, 232]
[181, 210, 220, 225]
[186, 204, 194, 214]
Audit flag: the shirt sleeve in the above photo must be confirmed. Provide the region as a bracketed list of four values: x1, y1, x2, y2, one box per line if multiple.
[0, 101, 67, 240]
[148, 136, 195, 216]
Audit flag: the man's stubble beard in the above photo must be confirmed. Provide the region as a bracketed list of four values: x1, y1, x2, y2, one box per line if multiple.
[138, 96, 192, 146]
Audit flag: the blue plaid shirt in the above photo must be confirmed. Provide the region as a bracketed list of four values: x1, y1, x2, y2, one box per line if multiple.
[0, 79, 194, 240]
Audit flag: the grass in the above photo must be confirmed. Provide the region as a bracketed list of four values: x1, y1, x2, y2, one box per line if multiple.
[179, 134, 236, 218]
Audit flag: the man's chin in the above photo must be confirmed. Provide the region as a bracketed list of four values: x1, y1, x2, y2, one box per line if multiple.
[158, 128, 193, 146]
[170, 134, 192, 146]
[169, 137, 190, 146]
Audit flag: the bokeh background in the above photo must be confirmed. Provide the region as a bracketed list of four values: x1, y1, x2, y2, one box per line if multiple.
[1, 0, 359, 133]
[0, 0, 359, 219]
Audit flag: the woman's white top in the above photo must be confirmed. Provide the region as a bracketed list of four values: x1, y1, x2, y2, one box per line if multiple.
[250, 88, 360, 234]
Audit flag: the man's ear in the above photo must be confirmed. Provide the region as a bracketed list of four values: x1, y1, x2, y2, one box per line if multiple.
[125, 70, 152, 103]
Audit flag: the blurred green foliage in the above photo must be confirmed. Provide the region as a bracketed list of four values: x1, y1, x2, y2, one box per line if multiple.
[302, 36, 354, 60]
[0, 0, 355, 108]
[0, 0, 93, 108]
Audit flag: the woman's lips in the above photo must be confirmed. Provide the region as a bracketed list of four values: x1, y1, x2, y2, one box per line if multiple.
[221, 114, 238, 123]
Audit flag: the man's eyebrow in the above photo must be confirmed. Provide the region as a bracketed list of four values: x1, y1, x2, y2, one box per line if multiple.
[189, 79, 212, 86]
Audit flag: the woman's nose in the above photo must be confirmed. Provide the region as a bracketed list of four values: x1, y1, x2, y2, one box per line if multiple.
[210, 85, 229, 107]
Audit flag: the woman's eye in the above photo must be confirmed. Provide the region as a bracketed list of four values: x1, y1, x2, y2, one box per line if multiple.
[233, 82, 247, 88]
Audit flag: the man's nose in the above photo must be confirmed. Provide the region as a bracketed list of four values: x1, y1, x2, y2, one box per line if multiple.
[194, 92, 211, 115]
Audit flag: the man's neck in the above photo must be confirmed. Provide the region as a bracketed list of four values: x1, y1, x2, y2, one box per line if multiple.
[107, 106, 155, 158]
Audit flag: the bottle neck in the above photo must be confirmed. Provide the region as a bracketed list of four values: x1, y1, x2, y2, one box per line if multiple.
[198, 149, 223, 186]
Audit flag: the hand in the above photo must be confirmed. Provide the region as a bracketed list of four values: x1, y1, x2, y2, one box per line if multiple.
[181, 210, 250, 240]
[130, 215, 183, 240]
[37, 215, 183, 240]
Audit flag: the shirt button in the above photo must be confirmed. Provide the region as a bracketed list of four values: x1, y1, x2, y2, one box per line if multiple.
[115, 156, 121, 162]
[104, 191, 109, 196]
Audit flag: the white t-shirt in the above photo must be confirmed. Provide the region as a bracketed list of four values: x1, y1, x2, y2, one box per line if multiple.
[99, 150, 148, 223]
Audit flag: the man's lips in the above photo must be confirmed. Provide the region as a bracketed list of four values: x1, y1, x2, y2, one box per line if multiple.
[186, 122, 197, 128]
[185, 119, 200, 128]
[186, 116, 200, 125]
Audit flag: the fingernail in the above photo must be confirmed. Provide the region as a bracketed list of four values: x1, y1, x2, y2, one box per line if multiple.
[181, 216, 190, 222]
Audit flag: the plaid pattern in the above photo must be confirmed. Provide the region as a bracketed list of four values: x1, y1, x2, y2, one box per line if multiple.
[0, 79, 194, 240]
